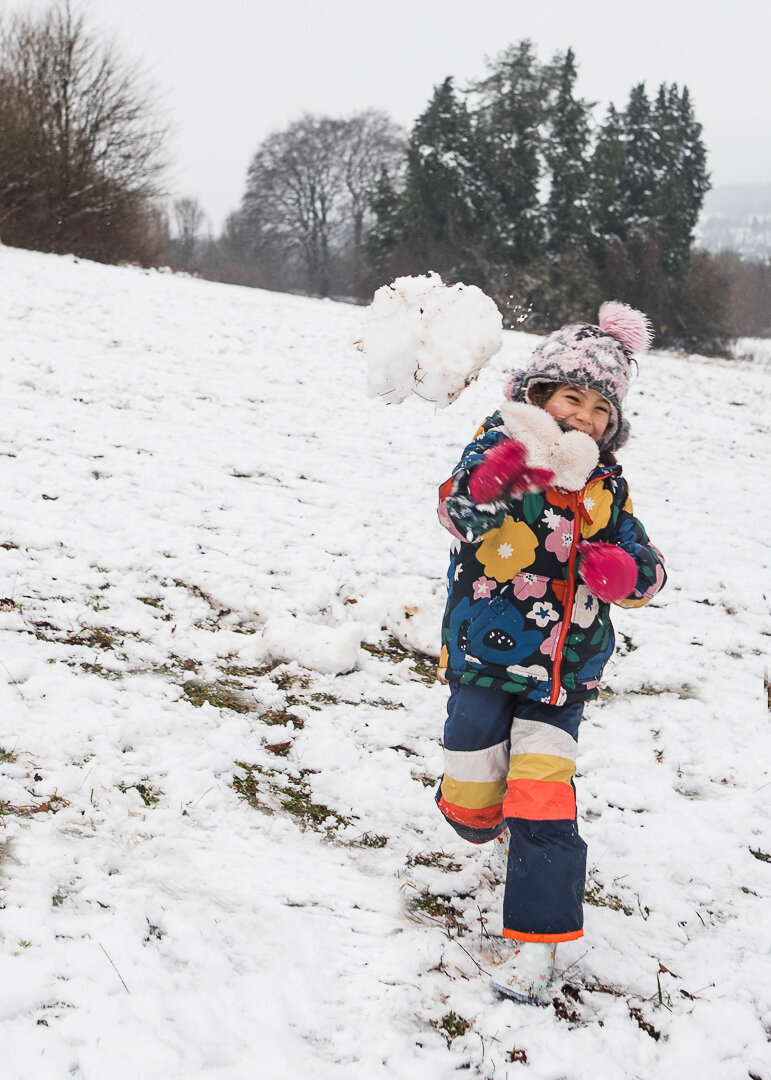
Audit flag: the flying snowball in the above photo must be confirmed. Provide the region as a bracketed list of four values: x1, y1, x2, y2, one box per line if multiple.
[361, 272, 503, 407]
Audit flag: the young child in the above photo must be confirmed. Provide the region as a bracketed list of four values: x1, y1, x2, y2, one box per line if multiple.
[435, 302, 666, 1003]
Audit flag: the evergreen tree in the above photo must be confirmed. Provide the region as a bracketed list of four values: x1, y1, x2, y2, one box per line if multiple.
[618, 83, 658, 227]
[650, 85, 710, 273]
[470, 41, 549, 267]
[597, 80, 714, 343]
[589, 104, 626, 245]
[364, 165, 405, 279]
[362, 44, 721, 351]
[544, 48, 593, 255]
[403, 77, 482, 253]
[532, 48, 600, 325]
[368, 77, 488, 285]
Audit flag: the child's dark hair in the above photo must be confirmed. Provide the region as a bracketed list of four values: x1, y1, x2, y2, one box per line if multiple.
[527, 382, 618, 466]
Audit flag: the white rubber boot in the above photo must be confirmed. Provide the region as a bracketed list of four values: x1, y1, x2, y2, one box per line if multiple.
[490, 941, 556, 1004]
[492, 826, 510, 862]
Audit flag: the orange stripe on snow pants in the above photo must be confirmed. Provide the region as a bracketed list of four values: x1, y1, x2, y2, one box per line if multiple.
[502, 927, 583, 943]
[437, 795, 503, 830]
[503, 778, 576, 821]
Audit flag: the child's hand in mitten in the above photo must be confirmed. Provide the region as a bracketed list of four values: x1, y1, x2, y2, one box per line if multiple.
[578, 542, 638, 603]
[469, 439, 555, 503]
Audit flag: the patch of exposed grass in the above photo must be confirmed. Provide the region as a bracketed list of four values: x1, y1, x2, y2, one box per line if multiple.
[261, 708, 305, 729]
[438, 1012, 471, 1041]
[628, 1006, 661, 1041]
[265, 740, 292, 757]
[138, 595, 164, 609]
[412, 772, 438, 788]
[361, 637, 438, 684]
[275, 771, 352, 833]
[0, 747, 17, 764]
[232, 763, 352, 836]
[172, 579, 231, 618]
[118, 780, 161, 808]
[390, 743, 418, 757]
[584, 881, 634, 917]
[222, 663, 271, 679]
[552, 996, 581, 1023]
[182, 679, 252, 714]
[354, 832, 388, 849]
[232, 762, 272, 813]
[78, 627, 119, 650]
[0, 597, 19, 611]
[84, 595, 109, 612]
[406, 852, 462, 872]
[750, 847, 771, 864]
[37, 793, 69, 814]
[225, 663, 311, 692]
[0, 792, 69, 817]
[408, 888, 468, 931]
[79, 661, 122, 680]
[634, 684, 697, 700]
[272, 668, 311, 692]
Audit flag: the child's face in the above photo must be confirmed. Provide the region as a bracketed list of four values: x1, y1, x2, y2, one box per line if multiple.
[543, 385, 611, 443]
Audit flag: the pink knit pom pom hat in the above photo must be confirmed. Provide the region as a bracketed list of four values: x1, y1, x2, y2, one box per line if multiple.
[505, 301, 654, 452]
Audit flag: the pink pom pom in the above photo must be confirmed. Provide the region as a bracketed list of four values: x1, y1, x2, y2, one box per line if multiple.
[598, 301, 653, 354]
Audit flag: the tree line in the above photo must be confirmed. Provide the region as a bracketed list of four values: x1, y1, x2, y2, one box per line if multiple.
[1, 3, 768, 352]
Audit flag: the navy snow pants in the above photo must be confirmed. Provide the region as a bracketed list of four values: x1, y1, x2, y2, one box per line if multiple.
[437, 679, 587, 942]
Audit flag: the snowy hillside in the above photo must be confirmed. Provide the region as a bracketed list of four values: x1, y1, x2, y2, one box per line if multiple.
[0, 246, 769, 1080]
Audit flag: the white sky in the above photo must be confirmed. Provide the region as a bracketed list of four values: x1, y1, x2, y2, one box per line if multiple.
[5, 0, 770, 231]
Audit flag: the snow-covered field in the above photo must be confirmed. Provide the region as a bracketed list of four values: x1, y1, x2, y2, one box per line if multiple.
[0, 246, 769, 1080]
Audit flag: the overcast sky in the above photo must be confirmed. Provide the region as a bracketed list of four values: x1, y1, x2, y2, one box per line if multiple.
[5, 0, 770, 231]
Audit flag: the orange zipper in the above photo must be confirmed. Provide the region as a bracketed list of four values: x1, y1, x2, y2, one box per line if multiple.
[547, 471, 616, 706]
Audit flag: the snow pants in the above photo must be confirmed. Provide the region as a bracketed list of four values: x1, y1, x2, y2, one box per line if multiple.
[437, 679, 586, 942]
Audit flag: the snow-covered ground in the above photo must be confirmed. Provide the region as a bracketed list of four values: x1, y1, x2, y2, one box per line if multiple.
[0, 246, 769, 1080]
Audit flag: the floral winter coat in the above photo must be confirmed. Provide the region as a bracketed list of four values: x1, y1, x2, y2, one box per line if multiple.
[437, 402, 667, 705]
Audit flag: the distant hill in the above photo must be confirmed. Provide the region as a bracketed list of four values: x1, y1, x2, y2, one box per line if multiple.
[696, 182, 771, 259]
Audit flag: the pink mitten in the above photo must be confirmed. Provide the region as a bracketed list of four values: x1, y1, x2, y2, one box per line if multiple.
[469, 439, 555, 503]
[578, 542, 638, 603]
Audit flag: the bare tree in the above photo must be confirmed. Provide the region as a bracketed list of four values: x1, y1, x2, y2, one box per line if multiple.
[339, 110, 405, 284]
[234, 110, 405, 296]
[171, 196, 208, 266]
[238, 115, 345, 296]
[0, 1, 167, 262]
